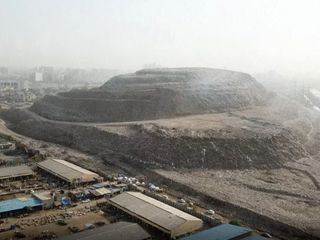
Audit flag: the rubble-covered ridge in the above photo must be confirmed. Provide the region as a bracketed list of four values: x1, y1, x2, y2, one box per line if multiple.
[1, 104, 308, 170]
[30, 68, 268, 122]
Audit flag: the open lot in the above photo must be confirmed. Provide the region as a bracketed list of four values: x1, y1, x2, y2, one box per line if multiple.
[0, 200, 109, 240]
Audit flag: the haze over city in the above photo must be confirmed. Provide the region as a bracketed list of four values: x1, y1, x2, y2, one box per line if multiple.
[1, 0, 320, 78]
[0, 1, 320, 240]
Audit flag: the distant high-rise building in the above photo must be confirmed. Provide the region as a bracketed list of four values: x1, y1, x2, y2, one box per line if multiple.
[35, 72, 43, 82]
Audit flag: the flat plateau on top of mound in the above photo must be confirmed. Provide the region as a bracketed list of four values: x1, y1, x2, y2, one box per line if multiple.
[30, 68, 268, 122]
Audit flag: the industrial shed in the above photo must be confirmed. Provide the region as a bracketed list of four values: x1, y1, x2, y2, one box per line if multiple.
[37, 159, 102, 184]
[89, 187, 112, 198]
[0, 165, 34, 182]
[32, 191, 54, 209]
[0, 197, 42, 218]
[59, 221, 151, 240]
[108, 192, 203, 238]
[181, 224, 252, 240]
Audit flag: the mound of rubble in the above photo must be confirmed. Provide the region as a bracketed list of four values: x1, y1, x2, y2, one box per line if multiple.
[30, 68, 267, 122]
[1, 104, 308, 169]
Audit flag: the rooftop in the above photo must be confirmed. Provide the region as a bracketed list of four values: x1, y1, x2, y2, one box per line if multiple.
[109, 192, 202, 235]
[0, 165, 34, 180]
[181, 224, 252, 240]
[0, 197, 42, 214]
[90, 187, 111, 197]
[59, 221, 151, 240]
[37, 159, 100, 183]
[32, 191, 53, 201]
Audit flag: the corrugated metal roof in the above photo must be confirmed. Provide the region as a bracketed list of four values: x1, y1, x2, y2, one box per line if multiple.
[0, 165, 34, 180]
[96, 187, 111, 195]
[32, 191, 53, 201]
[53, 159, 96, 175]
[181, 224, 252, 240]
[109, 192, 202, 232]
[59, 221, 151, 240]
[0, 197, 42, 214]
[90, 187, 111, 196]
[37, 159, 100, 183]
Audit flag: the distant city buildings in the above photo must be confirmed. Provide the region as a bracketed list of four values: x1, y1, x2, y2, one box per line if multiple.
[35, 72, 43, 82]
[0, 66, 122, 105]
[0, 67, 8, 75]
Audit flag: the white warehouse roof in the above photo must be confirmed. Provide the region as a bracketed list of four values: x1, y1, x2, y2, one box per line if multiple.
[108, 192, 203, 238]
[37, 159, 101, 183]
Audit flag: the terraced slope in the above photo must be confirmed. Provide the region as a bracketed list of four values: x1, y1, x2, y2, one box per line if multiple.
[30, 68, 267, 122]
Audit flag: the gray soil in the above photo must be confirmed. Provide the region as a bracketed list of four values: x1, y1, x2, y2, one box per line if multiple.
[30, 68, 267, 122]
[1, 68, 320, 239]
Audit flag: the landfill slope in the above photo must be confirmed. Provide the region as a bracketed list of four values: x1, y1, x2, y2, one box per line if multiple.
[30, 68, 267, 122]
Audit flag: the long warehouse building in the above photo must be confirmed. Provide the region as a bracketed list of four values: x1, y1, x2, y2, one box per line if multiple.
[37, 159, 102, 184]
[0, 165, 34, 182]
[108, 191, 203, 238]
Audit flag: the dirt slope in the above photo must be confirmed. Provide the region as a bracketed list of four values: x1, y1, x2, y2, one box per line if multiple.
[0, 95, 308, 170]
[30, 68, 267, 122]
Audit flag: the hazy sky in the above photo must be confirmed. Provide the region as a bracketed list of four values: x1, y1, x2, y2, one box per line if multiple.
[1, 0, 320, 77]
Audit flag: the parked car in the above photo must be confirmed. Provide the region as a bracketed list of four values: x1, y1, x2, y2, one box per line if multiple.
[162, 195, 169, 200]
[178, 198, 186, 204]
[205, 209, 215, 215]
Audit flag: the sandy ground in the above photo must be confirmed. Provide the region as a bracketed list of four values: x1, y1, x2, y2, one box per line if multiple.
[156, 165, 320, 237]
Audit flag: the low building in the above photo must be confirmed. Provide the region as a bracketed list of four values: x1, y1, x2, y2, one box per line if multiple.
[0, 165, 34, 182]
[180, 224, 252, 240]
[0, 197, 42, 218]
[109, 187, 123, 195]
[37, 159, 103, 185]
[89, 187, 112, 198]
[0, 79, 28, 91]
[69, 189, 87, 201]
[92, 181, 112, 188]
[108, 192, 203, 238]
[59, 221, 151, 240]
[32, 191, 55, 209]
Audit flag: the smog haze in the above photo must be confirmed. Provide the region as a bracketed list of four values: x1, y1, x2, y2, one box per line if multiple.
[1, 0, 320, 78]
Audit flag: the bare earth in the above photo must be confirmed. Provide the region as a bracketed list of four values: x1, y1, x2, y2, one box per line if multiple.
[1, 94, 320, 239]
[156, 164, 320, 236]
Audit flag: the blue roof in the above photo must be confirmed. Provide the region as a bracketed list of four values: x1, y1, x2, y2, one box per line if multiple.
[0, 197, 42, 214]
[181, 224, 252, 240]
[243, 236, 270, 240]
